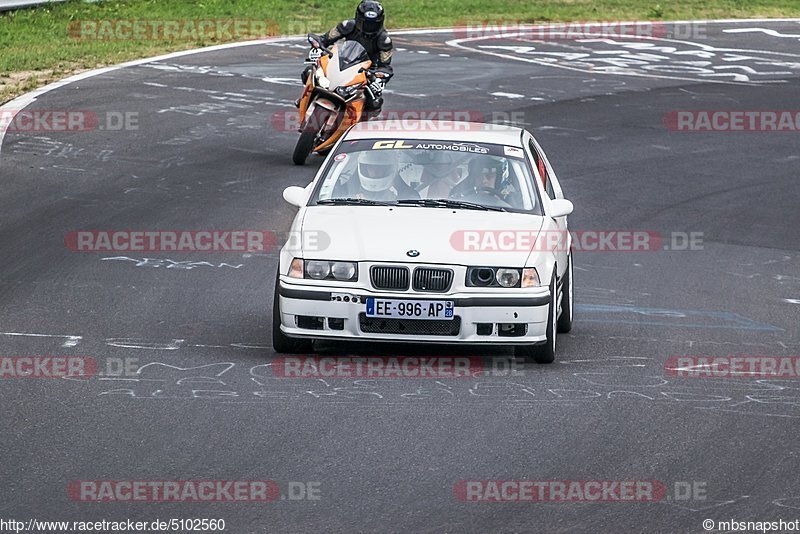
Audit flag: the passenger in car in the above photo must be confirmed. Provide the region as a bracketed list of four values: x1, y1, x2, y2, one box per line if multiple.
[417, 152, 462, 199]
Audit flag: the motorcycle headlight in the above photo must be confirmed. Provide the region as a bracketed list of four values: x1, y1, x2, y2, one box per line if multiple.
[315, 69, 330, 89]
[496, 268, 521, 288]
[306, 260, 331, 280]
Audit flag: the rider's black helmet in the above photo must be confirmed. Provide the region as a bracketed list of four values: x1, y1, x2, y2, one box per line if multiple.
[355, 0, 385, 35]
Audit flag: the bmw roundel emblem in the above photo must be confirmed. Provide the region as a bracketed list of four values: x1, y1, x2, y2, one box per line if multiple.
[407, 250, 420, 257]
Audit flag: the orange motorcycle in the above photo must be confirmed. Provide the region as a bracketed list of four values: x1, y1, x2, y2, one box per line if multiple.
[293, 33, 391, 165]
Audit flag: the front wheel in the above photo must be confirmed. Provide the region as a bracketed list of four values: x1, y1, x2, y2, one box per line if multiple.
[292, 107, 330, 166]
[515, 272, 557, 364]
[557, 253, 573, 333]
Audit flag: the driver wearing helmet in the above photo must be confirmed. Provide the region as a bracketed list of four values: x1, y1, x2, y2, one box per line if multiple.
[418, 152, 461, 199]
[339, 150, 419, 201]
[299, 1, 393, 117]
[449, 155, 518, 206]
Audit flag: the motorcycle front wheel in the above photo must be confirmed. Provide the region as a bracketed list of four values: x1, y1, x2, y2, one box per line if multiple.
[292, 107, 331, 166]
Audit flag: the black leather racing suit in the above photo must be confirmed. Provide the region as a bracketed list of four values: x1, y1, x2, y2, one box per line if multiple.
[306, 19, 394, 112]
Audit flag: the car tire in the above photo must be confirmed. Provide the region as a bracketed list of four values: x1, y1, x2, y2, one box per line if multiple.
[272, 272, 314, 354]
[515, 271, 557, 364]
[557, 253, 573, 334]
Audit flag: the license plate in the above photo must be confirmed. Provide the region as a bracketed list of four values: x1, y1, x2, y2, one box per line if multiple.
[365, 298, 454, 320]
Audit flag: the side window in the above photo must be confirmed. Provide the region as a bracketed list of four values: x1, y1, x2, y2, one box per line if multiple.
[528, 139, 555, 200]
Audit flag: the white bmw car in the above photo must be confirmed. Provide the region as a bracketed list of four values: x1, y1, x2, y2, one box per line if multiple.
[273, 121, 574, 363]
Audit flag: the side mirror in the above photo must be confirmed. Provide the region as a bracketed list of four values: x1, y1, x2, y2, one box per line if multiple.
[283, 186, 307, 208]
[549, 198, 574, 218]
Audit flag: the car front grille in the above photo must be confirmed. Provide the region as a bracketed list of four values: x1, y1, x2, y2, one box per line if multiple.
[370, 265, 410, 291]
[413, 268, 453, 292]
[359, 313, 461, 336]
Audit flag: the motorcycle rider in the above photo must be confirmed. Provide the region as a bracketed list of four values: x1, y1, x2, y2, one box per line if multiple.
[298, 0, 393, 118]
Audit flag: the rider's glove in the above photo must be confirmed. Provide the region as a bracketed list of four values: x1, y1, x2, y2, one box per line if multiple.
[307, 48, 323, 62]
[368, 78, 385, 97]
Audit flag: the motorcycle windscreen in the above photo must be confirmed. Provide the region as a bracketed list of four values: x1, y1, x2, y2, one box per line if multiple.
[336, 40, 370, 71]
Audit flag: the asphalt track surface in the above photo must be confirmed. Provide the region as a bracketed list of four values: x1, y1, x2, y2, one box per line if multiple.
[1, 20, 800, 533]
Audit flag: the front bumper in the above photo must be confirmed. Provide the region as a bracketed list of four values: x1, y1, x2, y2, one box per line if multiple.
[277, 278, 551, 344]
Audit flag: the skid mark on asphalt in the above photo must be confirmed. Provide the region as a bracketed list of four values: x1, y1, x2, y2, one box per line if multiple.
[571, 333, 800, 350]
[46, 359, 800, 420]
[101, 256, 244, 270]
[4, 328, 798, 416]
[447, 32, 800, 84]
[8, 136, 114, 162]
[660, 494, 750, 512]
[576, 304, 781, 331]
[4, 135, 193, 172]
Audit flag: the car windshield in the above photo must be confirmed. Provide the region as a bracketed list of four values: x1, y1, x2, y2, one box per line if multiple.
[310, 139, 542, 214]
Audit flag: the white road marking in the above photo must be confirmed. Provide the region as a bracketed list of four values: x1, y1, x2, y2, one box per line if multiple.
[259, 76, 299, 86]
[0, 331, 82, 348]
[490, 92, 525, 99]
[724, 28, 800, 39]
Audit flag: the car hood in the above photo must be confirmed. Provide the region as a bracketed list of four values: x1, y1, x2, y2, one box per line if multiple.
[298, 206, 544, 266]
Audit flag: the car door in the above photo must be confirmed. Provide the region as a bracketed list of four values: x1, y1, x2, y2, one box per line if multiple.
[523, 131, 570, 281]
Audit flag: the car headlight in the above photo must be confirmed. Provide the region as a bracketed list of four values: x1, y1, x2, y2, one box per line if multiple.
[306, 260, 331, 280]
[496, 268, 520, 288]
[295, 259, 358, 281]
[331, 262, 356, 280]
[466, 267, 521, 288]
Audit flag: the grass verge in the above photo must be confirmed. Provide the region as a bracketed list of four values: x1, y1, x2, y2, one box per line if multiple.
[2, 0, 799, 103]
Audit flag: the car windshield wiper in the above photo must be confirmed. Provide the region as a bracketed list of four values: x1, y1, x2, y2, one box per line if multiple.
[317, 198, 397, 206]
[396, 198, 507, 212]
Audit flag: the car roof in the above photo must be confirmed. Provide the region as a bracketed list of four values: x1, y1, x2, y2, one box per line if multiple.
[345, 120, 526, 147]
